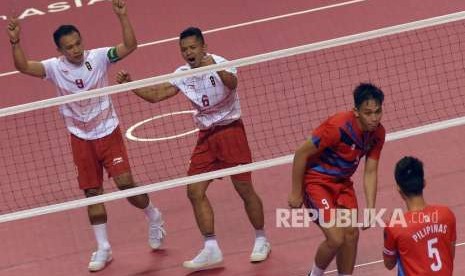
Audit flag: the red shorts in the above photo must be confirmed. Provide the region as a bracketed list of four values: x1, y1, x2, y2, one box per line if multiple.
[303, 172, 358, 223]
[188, 119, 252, 182]
[70, 126, 131, 190]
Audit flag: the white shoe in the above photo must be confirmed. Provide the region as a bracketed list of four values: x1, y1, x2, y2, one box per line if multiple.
[183, 247, 223, 270]
[88, 248, 112, 272]
[149, 221, 166, 250]
[250, 238, 271, 262]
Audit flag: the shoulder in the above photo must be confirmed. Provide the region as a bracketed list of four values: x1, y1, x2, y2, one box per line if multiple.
[211, 54, 227, 63]
[88, 47, 112, 58]
[326, 111, 352, 128]
[383, 224, 400, 239]
[174, 64, 190, 73]
[313, 112, 347, 137]
[431, 205, 456, 220]
[41, 56, 64, 76]
[170, 65, 192, 87]
[41, 56, 60, 65]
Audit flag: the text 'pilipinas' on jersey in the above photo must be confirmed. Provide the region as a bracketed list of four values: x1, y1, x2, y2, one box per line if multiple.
[384, 205, 456, 276]
[307, 111, 385, 179]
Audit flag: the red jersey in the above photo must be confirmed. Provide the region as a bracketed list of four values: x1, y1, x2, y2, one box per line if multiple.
[307, 111, 385, 179]
[383, 205, 456, 276]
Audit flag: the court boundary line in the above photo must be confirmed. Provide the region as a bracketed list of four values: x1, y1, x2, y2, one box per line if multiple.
[325, 242, 465, 274]
[0, 0, 367, 78]
[1, 115, 465, 223]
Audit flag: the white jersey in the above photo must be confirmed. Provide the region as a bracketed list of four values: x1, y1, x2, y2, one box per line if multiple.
[42, 47, 118, 140]
[170, 54, 241, 130]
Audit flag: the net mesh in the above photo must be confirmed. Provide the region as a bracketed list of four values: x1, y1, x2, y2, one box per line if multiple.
[1, 15, 465, 215]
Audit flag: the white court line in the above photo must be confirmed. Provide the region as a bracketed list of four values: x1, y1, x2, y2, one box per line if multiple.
[125, 110, 199, 142]
[324, 242, 465, 274]
[0, 0, 367, 78]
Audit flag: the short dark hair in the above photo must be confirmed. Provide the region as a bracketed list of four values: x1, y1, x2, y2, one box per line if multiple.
[53, 25, 81, 48]
[353, 83, 384, 109]
[394, 156, 425, 197]
[179, 27, 204, 44]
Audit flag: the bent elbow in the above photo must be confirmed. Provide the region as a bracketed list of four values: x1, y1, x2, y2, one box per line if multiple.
[14, 63, 28, 73]
[130, 42, 138, 52]
[126, 44, 137, 55]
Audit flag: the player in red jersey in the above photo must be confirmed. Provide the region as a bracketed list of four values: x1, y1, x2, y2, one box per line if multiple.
[289, 83, 385, 276]
[117, 27, 270, 270]
[383, 156, 456, 276]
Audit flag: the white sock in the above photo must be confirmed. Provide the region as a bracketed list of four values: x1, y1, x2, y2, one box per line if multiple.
[309, 264, 325, 276]
[143, 202, 161, 223]
[204, 235, 220, 250]
[255, 229, 266, 240]
[92, 223, 111, 251]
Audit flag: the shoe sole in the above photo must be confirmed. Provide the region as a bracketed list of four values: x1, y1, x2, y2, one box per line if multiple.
[250, 249, 271, 263]
[183, 259, 224, 271]
[88, 256, 113, 272]
[150, 242, 163, 250]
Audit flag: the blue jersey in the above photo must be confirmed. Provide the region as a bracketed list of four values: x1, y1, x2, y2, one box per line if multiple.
[307, 111, 385, 179]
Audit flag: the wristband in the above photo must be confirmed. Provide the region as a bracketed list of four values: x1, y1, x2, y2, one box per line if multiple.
[10, 38, 20, 45]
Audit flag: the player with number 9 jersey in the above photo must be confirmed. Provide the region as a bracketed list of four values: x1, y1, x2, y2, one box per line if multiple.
[7, 1, 167, 271]
[289, 83, 385, 276]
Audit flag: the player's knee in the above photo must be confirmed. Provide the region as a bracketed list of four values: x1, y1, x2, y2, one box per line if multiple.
[186, 185, 206, 202]
[117, 182, 136, 190]
[84, 188, 103, 198]
[114, 172, 136, 190]
[326, 233, 345, 249]
[344, 227, 359, 243]
[233, 180, 255, 196]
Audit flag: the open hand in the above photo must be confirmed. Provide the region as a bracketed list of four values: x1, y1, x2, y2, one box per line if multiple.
[288, 192, 304, 208]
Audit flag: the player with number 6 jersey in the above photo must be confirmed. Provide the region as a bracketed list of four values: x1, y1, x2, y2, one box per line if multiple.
[383, 156, 456, 276]
[169, 53, 241, 130]
[117, 26, 271, 271]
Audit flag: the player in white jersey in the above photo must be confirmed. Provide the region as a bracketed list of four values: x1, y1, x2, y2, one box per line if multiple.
[117, 27, 271, 270]
[7, 0, 165, 272]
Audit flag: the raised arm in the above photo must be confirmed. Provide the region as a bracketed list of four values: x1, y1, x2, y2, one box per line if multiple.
[288, 140, 319, 208]
[7, 18, 45, 78]
[116, 71, 179, 103]
[112, 0, 137, 60]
